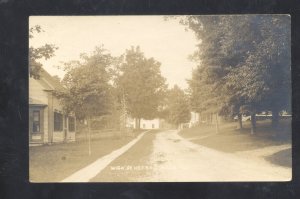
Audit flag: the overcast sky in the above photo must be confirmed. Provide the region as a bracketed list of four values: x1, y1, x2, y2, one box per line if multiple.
[29, 16, 198, 89]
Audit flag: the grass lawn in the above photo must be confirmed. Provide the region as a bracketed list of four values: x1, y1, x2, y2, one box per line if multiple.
[179, 119, 291, 167]
[265, 148, 292, 168]
[91, 130, 160, 182]
[29, 130, 144, 182]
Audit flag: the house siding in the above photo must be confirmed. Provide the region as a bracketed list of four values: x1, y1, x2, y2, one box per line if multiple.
[131, 118, 160, 129]
[53, 131, 64, 142]
[29, 70, 76, 145]
[29, 78, 48, 104]
[67, 132, 76, 142]
[52, 96, 65, 143]
[53, 95, 63, 111]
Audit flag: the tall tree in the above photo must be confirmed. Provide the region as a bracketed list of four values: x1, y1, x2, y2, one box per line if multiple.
[56, 46, 115, 155]
[164, 85, 191, 128]
[116, 46, 167, 129]
[223, 16, 291, 130]
[182, 15, 290, 132]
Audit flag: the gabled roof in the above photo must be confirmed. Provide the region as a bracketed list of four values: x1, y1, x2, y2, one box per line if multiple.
[35, 67, 65, 92]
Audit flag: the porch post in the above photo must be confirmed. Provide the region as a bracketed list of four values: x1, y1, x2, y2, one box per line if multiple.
[47, 91, 54, 144]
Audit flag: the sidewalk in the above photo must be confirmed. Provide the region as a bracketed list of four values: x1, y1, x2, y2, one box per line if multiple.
[61, 130, 149, 182]
[30, 131, 145, 182]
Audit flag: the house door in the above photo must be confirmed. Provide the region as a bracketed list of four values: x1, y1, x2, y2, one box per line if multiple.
[29, 107, 44, 143]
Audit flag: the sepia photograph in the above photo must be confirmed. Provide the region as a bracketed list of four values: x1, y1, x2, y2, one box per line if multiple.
[29, 15, 291, 182]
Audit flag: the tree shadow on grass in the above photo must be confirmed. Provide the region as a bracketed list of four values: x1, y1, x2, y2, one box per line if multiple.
[188, 120, 291, 153]
[264, 148, 292, 168]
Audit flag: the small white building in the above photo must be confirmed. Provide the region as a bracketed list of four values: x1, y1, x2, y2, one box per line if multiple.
[128, 118, 160, 129]
[189, 111, 200, 128]
[140, 119, 160, 129]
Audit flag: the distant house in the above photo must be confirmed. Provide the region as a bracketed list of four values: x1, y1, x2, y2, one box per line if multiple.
[189, 111, 200, 128]
[29, 68, 76, 145]
[139, 119, 160, 129]
[127, 118, 161, 129]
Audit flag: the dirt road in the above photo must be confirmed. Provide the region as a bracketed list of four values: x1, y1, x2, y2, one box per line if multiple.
[72, 129, 291, 182]
[148, 130, 291, 181]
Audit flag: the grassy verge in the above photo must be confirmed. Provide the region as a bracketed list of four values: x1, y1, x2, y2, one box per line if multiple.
[29, 130, 144, 182]
[265, 148, 292, 168]
[179, 119, 291, 167]
[91, 130, 160, 182]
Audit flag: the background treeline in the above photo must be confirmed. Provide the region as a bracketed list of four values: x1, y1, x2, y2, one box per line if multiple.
[182, 15, 291, 133]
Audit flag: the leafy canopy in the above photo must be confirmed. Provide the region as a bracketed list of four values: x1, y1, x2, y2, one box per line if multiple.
[116, 46, 167, 120]
[56, 46, 116, 120]
[29, 25, 58, 79]
[183, 15, 290, 116]
[163, 85, 191, 125]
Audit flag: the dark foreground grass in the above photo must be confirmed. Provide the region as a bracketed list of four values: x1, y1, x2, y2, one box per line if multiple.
[91, 130, 160, 182]
[179, 119, 291, 167]
[265, 148, 292, 168]
[29, 131, 143, 182]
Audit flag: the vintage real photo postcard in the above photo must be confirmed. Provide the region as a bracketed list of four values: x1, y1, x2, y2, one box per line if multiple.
[29, 15, 291, 182]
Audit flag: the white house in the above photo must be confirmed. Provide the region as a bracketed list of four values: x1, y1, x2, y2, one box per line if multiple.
[127, 118, 160, 129]
[29, 68, 76, 145]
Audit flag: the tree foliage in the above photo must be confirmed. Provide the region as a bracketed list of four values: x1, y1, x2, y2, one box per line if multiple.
[183, 15, 290, 129]
[116, 46, 167, 122]
[163, 85, 191, 126]
[56, 46, 116, 120]
[29, 25, 58, 79]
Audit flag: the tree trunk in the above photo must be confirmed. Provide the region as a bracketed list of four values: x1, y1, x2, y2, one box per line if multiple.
[272, 107, 280, 129]
[199, 112, 202, 126]
[215, 113, 219, 133]
[250, 113, 256, 135]
[207, 114, 210, 125]
[87, 117, 92, 156]
[237, 113, 243, 130]
[135, 118, 141, 130]
[85, 120, 88, 142]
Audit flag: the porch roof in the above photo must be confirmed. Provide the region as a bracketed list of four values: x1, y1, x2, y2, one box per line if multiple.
[29, 97, 47, 106]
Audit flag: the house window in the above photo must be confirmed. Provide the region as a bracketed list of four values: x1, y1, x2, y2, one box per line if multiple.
[54, 112, 63, 131]
[152, 124, 155, 129]
[32, 111, 40, 133]
[68, 117, 75, 132]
